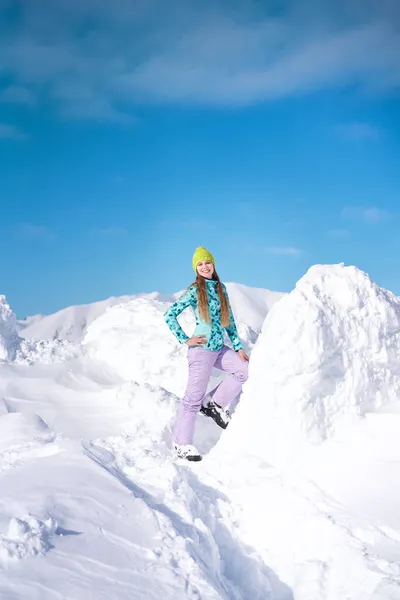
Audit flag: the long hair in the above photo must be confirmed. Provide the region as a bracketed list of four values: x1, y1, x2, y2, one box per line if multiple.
[188, 270, 230, 327]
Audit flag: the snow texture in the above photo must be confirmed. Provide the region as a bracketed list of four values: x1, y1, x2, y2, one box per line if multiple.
[1, 265, 400, 600]
[14, 338, 81, 365]
[0, 295, 20, 361]
[0, 515, 57, 564]
[223, 263, 400, 468]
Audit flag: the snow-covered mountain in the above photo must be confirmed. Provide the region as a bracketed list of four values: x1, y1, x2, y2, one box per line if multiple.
[2, 264, 400, 599]
[17, 283, 284, 343]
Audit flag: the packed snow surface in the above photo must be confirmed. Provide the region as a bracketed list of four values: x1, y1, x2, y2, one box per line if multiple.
[2, 264, 400, 600]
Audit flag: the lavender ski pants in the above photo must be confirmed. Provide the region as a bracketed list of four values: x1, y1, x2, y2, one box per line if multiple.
[174, 345, 249, 445]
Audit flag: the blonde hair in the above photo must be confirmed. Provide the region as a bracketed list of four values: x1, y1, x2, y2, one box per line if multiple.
[188, 271, 230, 328]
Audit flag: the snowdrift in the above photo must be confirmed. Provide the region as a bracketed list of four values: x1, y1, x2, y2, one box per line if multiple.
[222, 263, 400, 467]
[83, 297, 258, 398]
[83, 298, 192, 397]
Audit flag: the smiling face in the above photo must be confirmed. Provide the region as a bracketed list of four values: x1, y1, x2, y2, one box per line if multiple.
[196, 260, 214, 279]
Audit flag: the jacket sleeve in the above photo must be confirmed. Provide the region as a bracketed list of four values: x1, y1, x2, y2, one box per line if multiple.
[223, 287, 243, 351]
[164, 286, 197, 344]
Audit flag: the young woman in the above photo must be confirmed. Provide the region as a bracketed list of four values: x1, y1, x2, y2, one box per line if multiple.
[164, 246, 249, 462]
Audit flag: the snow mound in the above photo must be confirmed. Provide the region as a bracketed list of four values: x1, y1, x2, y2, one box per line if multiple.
[0, 515, 57, 564]
[14, 338, 81, 365]
[0, 295, 20, 361]
[225, 264, 400, 467]
[84, 297, 259, 397]
[84, 298, 192, 396]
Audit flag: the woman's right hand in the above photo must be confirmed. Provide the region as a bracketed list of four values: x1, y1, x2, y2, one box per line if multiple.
[185, 335, 207, 347]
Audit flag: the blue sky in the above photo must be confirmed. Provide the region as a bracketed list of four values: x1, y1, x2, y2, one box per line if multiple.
[0, 0, 399, 317]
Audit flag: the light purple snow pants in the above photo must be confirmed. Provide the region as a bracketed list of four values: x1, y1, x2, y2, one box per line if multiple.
[174, 345, 249, 445]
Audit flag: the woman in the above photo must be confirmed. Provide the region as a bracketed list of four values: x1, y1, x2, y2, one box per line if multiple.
[164, 246, 249, 462]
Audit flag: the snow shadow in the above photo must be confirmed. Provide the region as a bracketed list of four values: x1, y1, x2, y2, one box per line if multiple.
[184, 469, 294, 600]
[55, 527, 82, 537]
[194, 412, 223, 455]
[83, 440, 294, 600]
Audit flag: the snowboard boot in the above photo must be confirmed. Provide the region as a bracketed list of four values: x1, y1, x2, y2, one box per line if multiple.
[174, 444, 202, 462]
[200, 400, 231, 430]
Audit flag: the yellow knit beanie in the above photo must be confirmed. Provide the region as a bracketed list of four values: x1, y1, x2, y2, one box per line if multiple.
[192, 246, 215, 273]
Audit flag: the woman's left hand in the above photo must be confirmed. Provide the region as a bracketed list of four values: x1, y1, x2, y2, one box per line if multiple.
[237, 349, 249, 362]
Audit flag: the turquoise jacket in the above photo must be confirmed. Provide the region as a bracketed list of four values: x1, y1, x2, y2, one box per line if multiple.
[164, 279, 242, 352]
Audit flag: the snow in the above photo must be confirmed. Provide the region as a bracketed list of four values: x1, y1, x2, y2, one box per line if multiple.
[222, 263, 400, 468]
[16, 293, 165, 343]
[1, 264, 400, 599]
[0, 295, 19, 361]
[83, 296, 259, 398]
[209, 263, 400, 598]
[15, 338, 81, 365]
[17, 283, 282, 343]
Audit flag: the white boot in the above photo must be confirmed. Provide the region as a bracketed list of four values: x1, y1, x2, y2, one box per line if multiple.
[174, 443, 202, 462]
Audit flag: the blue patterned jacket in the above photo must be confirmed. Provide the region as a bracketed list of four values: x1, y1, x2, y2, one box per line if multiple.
[164, 279, 242, 351]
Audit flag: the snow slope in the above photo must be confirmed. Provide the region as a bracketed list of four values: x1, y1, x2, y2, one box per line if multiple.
[17, 283, 283, 343]
[2, 263, 400, 599]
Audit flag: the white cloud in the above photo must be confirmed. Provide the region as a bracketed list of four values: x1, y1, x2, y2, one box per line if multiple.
[0, 123, 27, 140]
[0, 1, 399, 119]
[341, 206, 389, 223]
[120, 22, 400, 105]
[266, 246, 302, 256]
